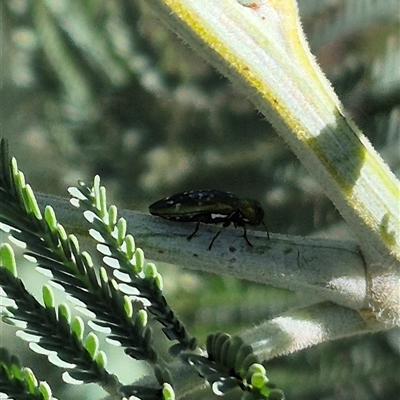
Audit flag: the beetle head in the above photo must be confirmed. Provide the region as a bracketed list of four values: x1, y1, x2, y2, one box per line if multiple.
[238, 199, 265, 225]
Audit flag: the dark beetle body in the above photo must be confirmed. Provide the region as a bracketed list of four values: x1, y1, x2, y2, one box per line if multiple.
[149, 190, 268, 249]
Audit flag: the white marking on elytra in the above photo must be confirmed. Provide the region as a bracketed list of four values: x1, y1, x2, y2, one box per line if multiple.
[211, 213, 225, 219]
[175, 203, 181, 210]
[166, 200, 175, 205]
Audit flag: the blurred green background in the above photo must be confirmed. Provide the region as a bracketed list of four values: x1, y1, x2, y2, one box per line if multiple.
[1, 0, 399, 399]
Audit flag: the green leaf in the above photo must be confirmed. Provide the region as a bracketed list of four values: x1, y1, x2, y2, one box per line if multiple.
[58, 303, 71, 324]
[95, 351, 107, 368]
[124, 235, 135, 259]
[144, 262, 157, 279]
[0, 243, 17, 277]
[162, 382, 175, 400]
[44, 206, 58, 232]
[25, 184, 42, 220]
[84, 332, 99, 359]
[42, 285, 55, 309]
[108, 205, 118, 229]
[134, 248, 144, 273]
[123, 296, 133, 318]
[71, 316, 84, 341]
[39, 381, 53, 399]
[116, 217, 126, 245]
[23, 367, 38, 394]
[136, 309, 148, 327]
[251, 372, 270, 390]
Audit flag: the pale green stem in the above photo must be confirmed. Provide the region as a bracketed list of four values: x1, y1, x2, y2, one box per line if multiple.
[37, 195, 367, 311]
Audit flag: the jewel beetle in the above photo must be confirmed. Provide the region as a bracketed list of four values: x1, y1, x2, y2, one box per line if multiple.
[149, 190, 269, 250]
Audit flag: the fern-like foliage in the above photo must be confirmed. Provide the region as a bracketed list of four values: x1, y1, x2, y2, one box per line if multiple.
[0, 139, 163, 398]
[0, 139, 281, 399]
[68, 177, 197, 355]
[186, 333, 284, 399]
[0, 243, 118, 391]
[0, 347, 55, 400]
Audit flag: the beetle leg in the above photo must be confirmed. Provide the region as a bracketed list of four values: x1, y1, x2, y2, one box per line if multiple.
[208, 229, 222, 250]
[243, 225, 253, 247]
[187, 220, 200, 241]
